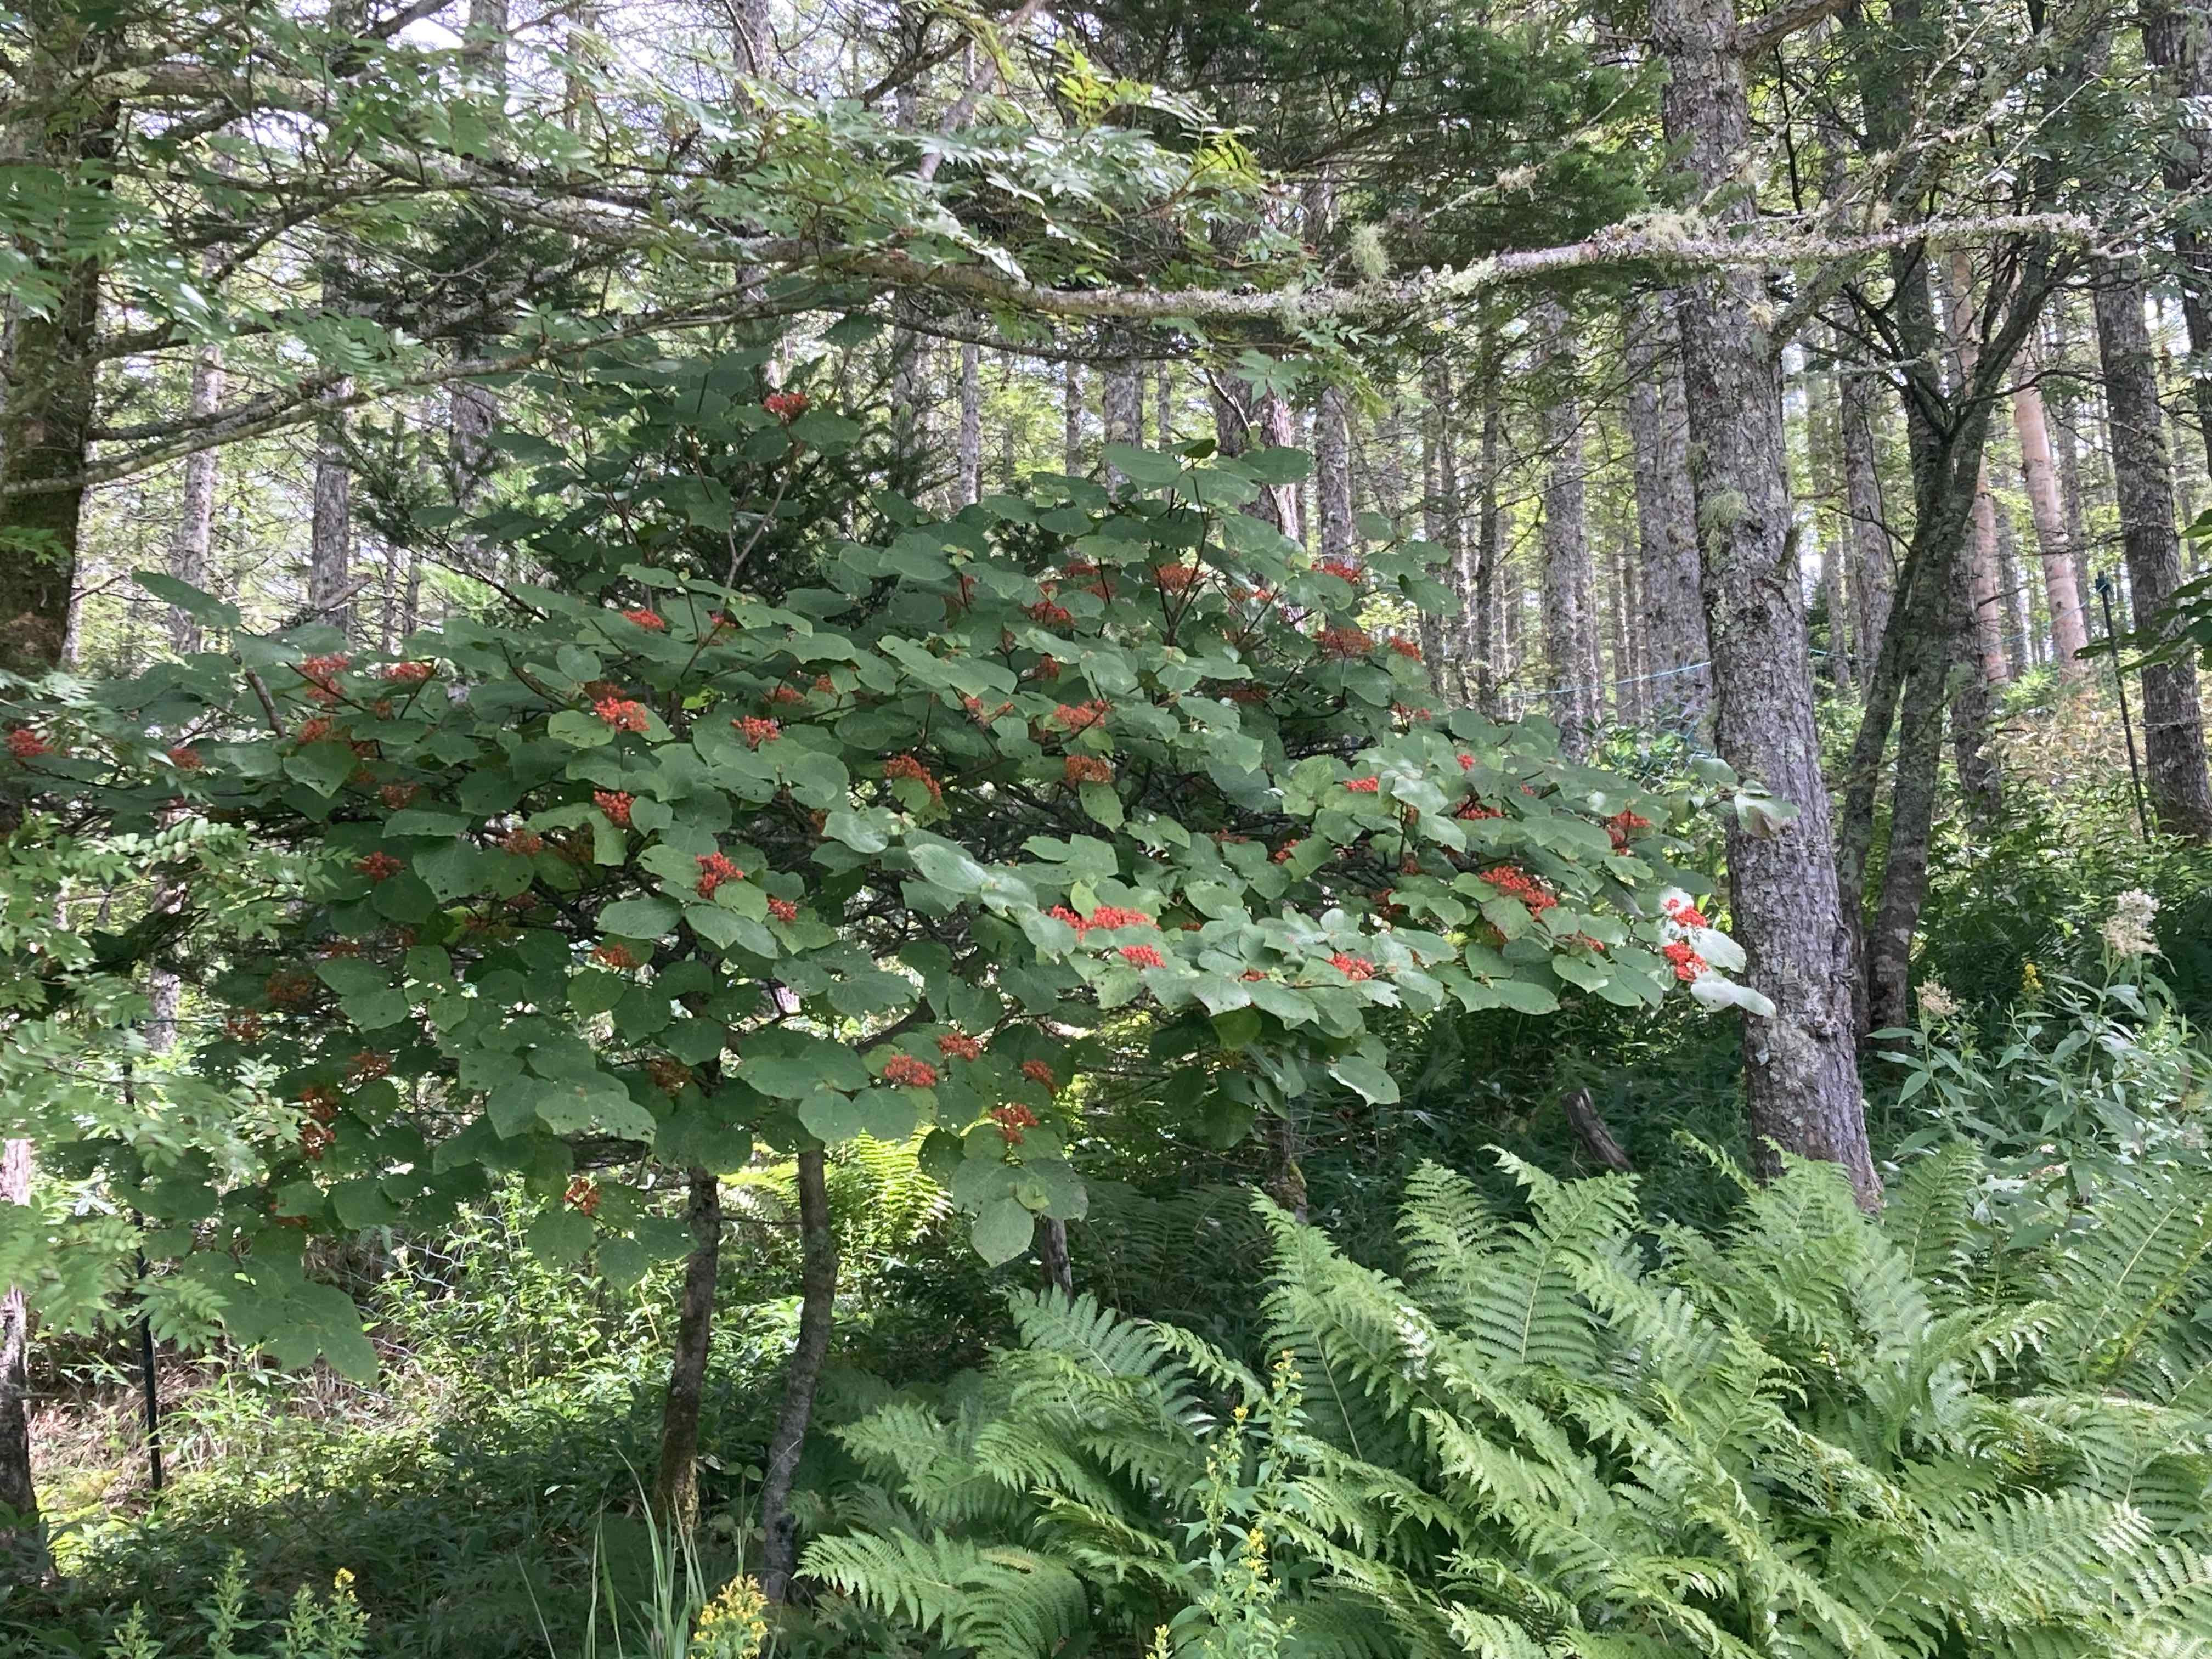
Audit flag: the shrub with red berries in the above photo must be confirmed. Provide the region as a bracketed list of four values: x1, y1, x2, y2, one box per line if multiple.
[763, 390, 809, 422]
[883, 1053, 938, 1088]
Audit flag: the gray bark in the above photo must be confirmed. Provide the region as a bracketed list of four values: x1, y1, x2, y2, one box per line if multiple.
[2013, 338, 2090, 670]
[1155, 362, 1174, 448]
[1623, 295, 1709, 727]
[2146, 0, 2212, 477]
[1838, 360, 1895, 687]
[1316, 388, 1356, 562]
[1655, 0, 1878, 1207]
[310, 391, 353, 638]
[1536, 297, 1600, 758]
[651, 1168, 721, 1535]
[958, 340, 982, 505]
[760, 1147, 837, 1600]
[1943, 251, 2012, 686]
[2094, 260, 2212, 838]
[1063, 360, 1082, 475]
[167, 343, 224, 654]
[1475, 376, 1504, 714]
[0, 1136, 34, 1570]
[1103, 357, 1142, 488]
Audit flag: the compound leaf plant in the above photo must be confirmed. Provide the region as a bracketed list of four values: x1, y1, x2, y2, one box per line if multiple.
[0, 340, 1756, 1505]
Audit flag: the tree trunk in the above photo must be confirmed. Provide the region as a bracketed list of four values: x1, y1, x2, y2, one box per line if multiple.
[310, 395, 354, 637]
[2146, 0, 2212, 477]
[1943, 251, 2012, 688]
[1537, 297, 1599, 758]
[2094, 259, 2212, 838]
[957, 340, 983, 506]
[1316, 388, 1356, 563]
[1036, 1217, 1073, 1295]
[2013, 342, 2091, 670]
[0, 1135, 36, 1575]
[760, 1147, 837, 1602]
[1155, 363, 1175, 449]
[1103, 356, 1142, 488]
[0, 25, 113, 678]
[1624, 295, 1709, 727]
[1655, 0, 1878, 1208]
[166, 344, 225, 654]
[1474, 375, 1504, 714]
[1993, 486, 2032, 672]
[1838, 359, 1896, 687]
[651, 1169, 722, 1536]
[1063, 360, 1082, 475]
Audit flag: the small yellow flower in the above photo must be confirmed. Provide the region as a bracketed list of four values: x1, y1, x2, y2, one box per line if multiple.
[333, 1567, 356, 1591]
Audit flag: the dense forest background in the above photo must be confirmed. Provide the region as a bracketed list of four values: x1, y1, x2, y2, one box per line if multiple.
[10, 0, 2212, 1654]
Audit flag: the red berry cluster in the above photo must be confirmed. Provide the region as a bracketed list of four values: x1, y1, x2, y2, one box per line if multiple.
[565, 1176, 601, 1217]
[1316, 557, 1362, 583]
[1662, 939, 1708, 982]
[348, 1051, 391, 1082]
[646, 1057, 692, 1094]
[767, 684, 806, 706]
[1025, 598, 1074, 628]
[593, 696, 649, 732]
[381, 783, 420, 809]
[592, 941, 639, 970]
[1064, 755, 1114, 786]
[1047, 904, 1156, 939]
[300, 1120, 334, 1161]
[356, 851, 404, 882]
[1118, 944, 1165, 969]
[501, 827, 545, 856]
[768, 896, 798, 923]
[382, 661, 436, 684]
[594, 789, 633, 826]
[937, 1032, 983, 1061]
[735, 716, 781, 748]
[168, 743, 204, 770]
[884, 753, 943, 805]
[1154, 562, 1201, 593]
[1388, 637, 1423, 661]
[1019, 1058, 1059, 1093]
[883, 1053, 939, 1088]
[1053, 700, 1110, 733]
[1662, 894, 1711, 929]
[1330, 952, 1377, 981]
[695, 851, 744, 897]
[1316, 625, 1373, 658]
[295, 716, 336, 744]
[1606, 808, 1654, 850]
[1345, 776, 1381, 794]
[764, 390, 809, 422]
[621, 608, 667, 631]
[989, 1103, 1039, 1144]
[1480, 866, 1558, 915]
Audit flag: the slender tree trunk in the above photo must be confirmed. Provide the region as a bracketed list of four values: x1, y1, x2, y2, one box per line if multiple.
[0, 1136, 35, 1572]
[1838, 360, 1896, 687]
[1475, 376, 1504, 714]
[652, 1169, 722, 1535]
[1063, 359, 1082, 475]
[2146, 0, 2212, 477]
[760, 1147, 837, 1601]
[1537, 298, 1600, 757]
[1993, 488, 2032, 671]
[1655, 0, 1878, 1207]
[1103, 356, 1142, 488]
[310, 398, 354, 636]
[1036, 1217, 1073, 1295]
[1316, 389, 1356, 562]
[1624, 295, 1709, 727]
[167, 344, 225, 654]
[1944, 252, 2012, 688]
[2094, 259, 2212, 838]
[957, 340, 983, 506]
[2013, 343, 2091, 670]
[1155, 363, 1175, 449]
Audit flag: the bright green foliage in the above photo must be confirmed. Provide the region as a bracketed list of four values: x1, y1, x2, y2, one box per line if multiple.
[2, 379, 1741, 1369]
[806, 1151, 2212, 1657]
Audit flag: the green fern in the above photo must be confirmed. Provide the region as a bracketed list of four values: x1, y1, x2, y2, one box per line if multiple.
[805, 1149, 2212, 1658]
